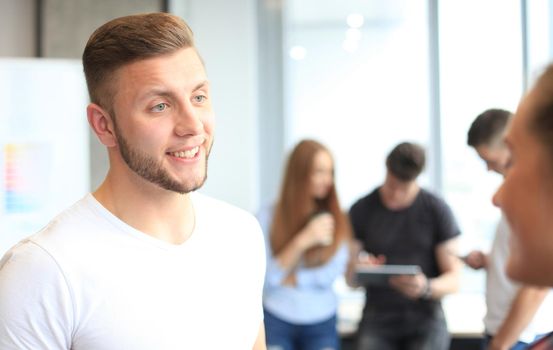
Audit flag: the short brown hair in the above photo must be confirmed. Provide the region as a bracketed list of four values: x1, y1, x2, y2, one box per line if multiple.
[467, 109, 512, 147]
[82, 13, 195, 111]
[386, 142, 426, 182]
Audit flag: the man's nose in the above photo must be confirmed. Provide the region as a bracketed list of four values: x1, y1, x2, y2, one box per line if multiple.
[174, 103, 204, 136]
[492, 184, 502, 208]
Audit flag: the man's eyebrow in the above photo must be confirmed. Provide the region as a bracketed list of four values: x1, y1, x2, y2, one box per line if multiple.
[139, 81, 209, 101]
[139, 89, 175, 101]
[193, 81, 209, 91]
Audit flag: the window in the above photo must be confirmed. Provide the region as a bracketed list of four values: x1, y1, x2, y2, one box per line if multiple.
[281, 0, 531, 335]
[284, 0, 431, 208]
[439, 0, 523, 292]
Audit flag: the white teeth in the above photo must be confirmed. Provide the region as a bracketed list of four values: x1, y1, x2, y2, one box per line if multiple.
[170, 146, 199, 159]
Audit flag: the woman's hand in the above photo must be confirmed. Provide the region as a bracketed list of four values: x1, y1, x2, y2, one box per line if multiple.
[299, 212, 335, 249]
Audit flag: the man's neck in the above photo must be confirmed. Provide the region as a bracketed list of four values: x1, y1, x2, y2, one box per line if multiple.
[379, 182, 420, 211]
[93, 170, 195, 245]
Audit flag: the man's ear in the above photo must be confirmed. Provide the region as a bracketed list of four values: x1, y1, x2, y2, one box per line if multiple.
[87, 103, 117, 147]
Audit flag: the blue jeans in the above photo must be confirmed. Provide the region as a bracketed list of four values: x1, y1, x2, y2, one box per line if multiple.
[482, 334, 528, 350]
[484, 333, 546, 350]
[355, 305, 450, 350]
[264, 309, 340, 350]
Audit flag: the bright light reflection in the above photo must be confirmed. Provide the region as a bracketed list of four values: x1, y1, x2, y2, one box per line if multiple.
[346, 28, 361, 41]
[342, 39, 358, 53]
[346, 13, 364, 28]
[289, 45, 307, 60]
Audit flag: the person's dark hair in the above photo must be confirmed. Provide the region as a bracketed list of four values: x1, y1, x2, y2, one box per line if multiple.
[82, 13, 195, 112]
[467, 109, 513, 147]
[530, 65, 553, 164]
[386, 142, 425, 182]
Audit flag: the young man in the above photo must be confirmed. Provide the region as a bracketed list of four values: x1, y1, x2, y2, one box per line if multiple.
[466, 108, 553, 350]
[0, 13, 267, 349]
[349, 142, 462, 350]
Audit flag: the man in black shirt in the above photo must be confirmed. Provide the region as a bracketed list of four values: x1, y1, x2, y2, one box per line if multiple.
[349, 142, 462, 350]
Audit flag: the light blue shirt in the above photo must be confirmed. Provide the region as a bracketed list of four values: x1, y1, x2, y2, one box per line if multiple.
[256, 205, 349, 324]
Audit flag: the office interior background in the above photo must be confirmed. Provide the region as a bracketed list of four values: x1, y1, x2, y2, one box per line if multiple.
[1, 0, 553, 340]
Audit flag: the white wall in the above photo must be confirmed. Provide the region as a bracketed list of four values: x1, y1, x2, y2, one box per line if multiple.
[0, 0, 35, 57]
[171, 0, 260, 212]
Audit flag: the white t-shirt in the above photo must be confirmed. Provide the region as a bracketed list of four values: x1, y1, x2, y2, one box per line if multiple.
[485, 216, 553, 343]
[0, 192, 265, 349]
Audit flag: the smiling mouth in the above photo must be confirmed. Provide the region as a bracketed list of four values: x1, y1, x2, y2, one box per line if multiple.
[167, 146, 199, 159]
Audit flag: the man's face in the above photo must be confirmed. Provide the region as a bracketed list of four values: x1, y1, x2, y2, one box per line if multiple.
[109, 47, 214, 194]
[474, 141, 510, 175]
[380, 172, 417, 210]
[493, 89, 553, 286]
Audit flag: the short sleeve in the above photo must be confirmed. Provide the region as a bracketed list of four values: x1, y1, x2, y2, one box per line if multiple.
[348, 200, 365, 242]
[431, 196, 461, 243]
[0, 241, 73, 350]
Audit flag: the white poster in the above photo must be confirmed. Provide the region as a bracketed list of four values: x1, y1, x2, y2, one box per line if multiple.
[0, 59, 89, 254]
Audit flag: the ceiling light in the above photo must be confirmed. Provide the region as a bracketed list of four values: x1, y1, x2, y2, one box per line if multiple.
[289, 45, 307, 60]
[347, 13, 364, 29]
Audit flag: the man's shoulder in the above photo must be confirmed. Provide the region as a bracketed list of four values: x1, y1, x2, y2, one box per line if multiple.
[192, 193, 265, 267]
[6, 194, 111, 267]
[0, 194, 108, 295]
[350, 189, 379, 212]
[193, 192, 254, 216]
[192, 192, 261, 231]
[0, 195, 91, 249]
[418, 188, 440, 200]
[1, 238, 53, 272]
[417, 188, 450, 209]
[31, 194, 100, 245]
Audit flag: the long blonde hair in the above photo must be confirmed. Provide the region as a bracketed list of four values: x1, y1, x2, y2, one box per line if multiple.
[270, 139, 350, 266]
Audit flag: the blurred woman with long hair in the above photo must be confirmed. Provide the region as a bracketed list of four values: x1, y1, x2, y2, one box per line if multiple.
[257, 139, 351, 350]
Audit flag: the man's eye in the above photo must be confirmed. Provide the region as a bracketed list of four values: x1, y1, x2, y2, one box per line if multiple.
[152, 103, 167, 112]
[193, 95, 206, 103]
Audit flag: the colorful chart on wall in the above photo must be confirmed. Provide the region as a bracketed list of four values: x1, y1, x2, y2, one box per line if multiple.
[0, 59, 89, 254]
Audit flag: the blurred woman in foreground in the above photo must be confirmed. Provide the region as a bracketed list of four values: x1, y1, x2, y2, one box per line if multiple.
[493, 64, 553, 349]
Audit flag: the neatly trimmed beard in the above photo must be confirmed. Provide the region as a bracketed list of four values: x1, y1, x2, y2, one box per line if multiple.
[114, 125, 209, 194]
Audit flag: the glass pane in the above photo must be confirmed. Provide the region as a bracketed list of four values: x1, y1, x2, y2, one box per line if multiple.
[526, 0, 553, 84]
[284, 0, 430, 208]
[439, 0, 523, 293]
